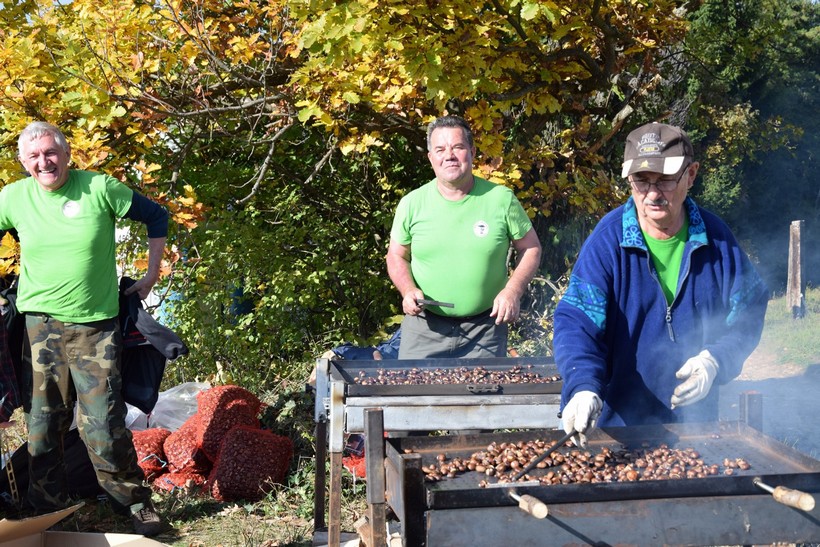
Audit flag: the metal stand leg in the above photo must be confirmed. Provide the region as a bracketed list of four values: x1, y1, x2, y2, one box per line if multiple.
[328, 380, 345, 546]
[365, 408, 387, 547]
[314, 420, 327, 531]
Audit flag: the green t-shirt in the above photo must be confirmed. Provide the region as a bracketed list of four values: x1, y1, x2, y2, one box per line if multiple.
[644, 218, 689, 305]
[0, 170, 133, 322]
[390, 176, 533, 317]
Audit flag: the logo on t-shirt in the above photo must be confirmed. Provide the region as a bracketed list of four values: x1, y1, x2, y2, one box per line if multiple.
[473, 220, 489, 237]
[62, 200, 80, 218]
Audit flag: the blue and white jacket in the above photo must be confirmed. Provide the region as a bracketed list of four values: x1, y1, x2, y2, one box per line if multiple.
[553, 197, 768, 426]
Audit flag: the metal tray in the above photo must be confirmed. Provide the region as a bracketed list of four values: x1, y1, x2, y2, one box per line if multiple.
[385, 421, 820, 509]
[330, 357, 561, 396]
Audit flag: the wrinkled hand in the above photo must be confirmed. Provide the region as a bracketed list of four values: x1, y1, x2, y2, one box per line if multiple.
[671, 350, 719, 408]
[561, 391, 602, 448]
[490, 287, 521, 325]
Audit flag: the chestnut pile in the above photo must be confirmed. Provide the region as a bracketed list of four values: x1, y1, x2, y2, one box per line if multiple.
[420, 439, 752, 486]
[353, 365, 561, 386]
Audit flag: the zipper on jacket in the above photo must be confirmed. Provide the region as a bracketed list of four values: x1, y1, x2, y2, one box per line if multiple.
[645, 251, 677, 342]
[666, 240, 703, 343]
[665, 306, 675, 342]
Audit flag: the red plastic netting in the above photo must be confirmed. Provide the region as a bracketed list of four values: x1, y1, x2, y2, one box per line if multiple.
[131, 428, 171, 480]
[342, 454, 367, 479]
[208, 425, 293, 502]
[163, 414, 211, 473]
[195, 385, 262, 461]
[152, 470, 208, 495]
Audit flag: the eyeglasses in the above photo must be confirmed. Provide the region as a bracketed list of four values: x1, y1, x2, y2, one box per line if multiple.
[630, 164, 690, 193]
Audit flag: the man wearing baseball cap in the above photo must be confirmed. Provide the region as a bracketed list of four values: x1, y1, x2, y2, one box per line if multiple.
[552, 122, 769, 446]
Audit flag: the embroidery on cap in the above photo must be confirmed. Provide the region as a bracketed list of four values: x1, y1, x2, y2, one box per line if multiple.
[637, 132, 663, 156]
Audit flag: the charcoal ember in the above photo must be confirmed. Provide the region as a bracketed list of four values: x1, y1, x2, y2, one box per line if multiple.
[131, 428, 171, 480]
[163, 414, 211, 473]
[208, 425, 293, 502]
[196, 385, 263, 461]
[152, 470, 208, 495]
[354, 365, 560, 386]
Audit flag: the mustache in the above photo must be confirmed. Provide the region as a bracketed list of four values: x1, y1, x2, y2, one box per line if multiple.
[643, 198, 669, 206]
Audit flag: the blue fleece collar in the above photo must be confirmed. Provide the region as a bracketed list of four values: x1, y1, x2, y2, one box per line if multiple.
[621, 196, 707, 250]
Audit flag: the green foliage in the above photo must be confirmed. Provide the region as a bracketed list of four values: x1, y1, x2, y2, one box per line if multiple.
[259, 377, 318, 470]
[163, 127, 428, 384]
[695, 165, 742, 220]
[757, 286, 820, 367]
[1, 0, 816, 442]
[677, 0, 818, 288]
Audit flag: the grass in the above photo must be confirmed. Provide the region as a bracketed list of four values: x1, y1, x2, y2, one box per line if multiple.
[1, 389, 366, 547]
[2, 289, 819, 545]
[755, 285, 820, 367]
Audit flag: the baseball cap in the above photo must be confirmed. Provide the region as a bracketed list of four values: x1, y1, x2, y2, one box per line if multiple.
[621, 122, 694, 178]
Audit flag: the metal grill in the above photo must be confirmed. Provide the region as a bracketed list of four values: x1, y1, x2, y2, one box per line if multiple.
[312, 356, 563, 546]
[383, 422, 820, 546]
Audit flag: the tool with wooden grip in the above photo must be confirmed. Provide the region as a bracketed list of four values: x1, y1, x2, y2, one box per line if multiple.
[509, 490, 549, 519]
[753, 477, 816, 511]
[486, 480, 549, 519]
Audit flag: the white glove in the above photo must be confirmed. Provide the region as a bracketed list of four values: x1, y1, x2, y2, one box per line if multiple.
[561, 391, 602, 447]
[671, 350, 719, 408]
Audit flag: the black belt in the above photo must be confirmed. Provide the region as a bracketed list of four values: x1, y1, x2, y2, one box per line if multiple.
[426, 308, 492, 322]
[26, 311, 53, 323]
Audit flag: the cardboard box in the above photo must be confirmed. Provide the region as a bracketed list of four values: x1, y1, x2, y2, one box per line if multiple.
[0, 503, 169, 547]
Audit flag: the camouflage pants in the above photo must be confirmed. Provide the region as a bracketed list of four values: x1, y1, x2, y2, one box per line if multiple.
[24, 314, 151, 514]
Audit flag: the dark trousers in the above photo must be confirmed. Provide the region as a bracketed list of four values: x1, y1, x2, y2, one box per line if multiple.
[398, 309, 508, 359]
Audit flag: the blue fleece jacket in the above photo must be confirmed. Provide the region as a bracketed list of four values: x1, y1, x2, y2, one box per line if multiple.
[553, 197, 768, 426]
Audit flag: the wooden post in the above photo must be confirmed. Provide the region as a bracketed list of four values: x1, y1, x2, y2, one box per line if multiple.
[787, 220, 805, 319]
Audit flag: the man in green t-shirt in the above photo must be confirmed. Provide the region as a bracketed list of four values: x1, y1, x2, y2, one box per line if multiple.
[386, 115, 542, 359]
[0, 121, 169, 537]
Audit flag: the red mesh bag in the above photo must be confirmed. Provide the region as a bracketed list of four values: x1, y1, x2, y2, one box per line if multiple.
[163, 414, 211, 473]
[153, 470, 208, 495]
[208, 426, 293, 502]
[196, 385, 262, 460]
[342, 454, 367, 479]
[131, 428, 171, 480]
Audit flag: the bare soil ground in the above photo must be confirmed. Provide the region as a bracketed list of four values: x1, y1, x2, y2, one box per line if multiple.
[737, 347, 807, 380]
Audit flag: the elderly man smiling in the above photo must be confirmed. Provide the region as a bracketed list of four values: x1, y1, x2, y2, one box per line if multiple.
[0, 121, 169, 536]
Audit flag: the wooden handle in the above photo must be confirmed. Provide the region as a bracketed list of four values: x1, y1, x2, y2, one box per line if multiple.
[772, 486, 816, 512]
[512, 493, 549, 519]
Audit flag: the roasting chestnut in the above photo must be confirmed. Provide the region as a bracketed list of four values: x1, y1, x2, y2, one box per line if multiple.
[422, 437, 753, 486]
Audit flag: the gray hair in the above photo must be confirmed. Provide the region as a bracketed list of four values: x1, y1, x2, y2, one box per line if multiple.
[18, 121, 70, 158]
[426, 115, 474, 151]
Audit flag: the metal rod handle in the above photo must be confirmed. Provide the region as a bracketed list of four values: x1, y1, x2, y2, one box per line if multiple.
[511, 429, 575, 481]
[754, 478, 816, 512]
